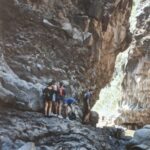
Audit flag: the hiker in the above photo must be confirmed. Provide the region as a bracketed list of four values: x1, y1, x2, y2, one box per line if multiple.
[51, 81, 59, 115]
[63, 97, 77, 120]
[56, 82, 66, 118]
[82, 89, 93, 123]
[43, 82, 53, 116]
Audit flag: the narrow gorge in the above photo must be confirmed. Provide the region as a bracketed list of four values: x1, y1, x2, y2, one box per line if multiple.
[94, 0, 150, 129]
[0, 0, 149, 150]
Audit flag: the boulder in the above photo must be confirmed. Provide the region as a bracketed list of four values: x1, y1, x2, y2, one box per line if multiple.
[89, 111, 99, 127]
[126, 125, 150, 150]
[0, 56, 44, 111]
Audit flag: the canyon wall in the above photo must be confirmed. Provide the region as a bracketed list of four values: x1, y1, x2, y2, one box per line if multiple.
[0, 1, 134, 149]
[115, 0, 150, 128]
[0, 0, 132, 110]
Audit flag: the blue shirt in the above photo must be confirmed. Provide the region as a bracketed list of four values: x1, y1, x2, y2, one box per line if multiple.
[64, 97, 76, 105]
[84, 91, 92, 100]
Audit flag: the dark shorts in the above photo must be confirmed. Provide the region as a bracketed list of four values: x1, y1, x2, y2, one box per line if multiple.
[43, 95, 53, 102]
[44, 98, 51, 103]
[56, 96, 64, 103]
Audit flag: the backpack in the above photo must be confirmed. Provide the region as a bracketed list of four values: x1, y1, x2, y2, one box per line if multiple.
[68, 112, 76, 120]
[42, 87, 50, 99]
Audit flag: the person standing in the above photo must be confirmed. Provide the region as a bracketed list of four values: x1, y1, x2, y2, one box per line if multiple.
[82, 89, 93, 123]
[43, 82, 53, 116]
[56, 82, 66, 118]
[51, 81, 59, 115]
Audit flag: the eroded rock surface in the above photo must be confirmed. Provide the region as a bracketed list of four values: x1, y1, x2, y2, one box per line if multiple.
[0, 106, 130, 150]
[0, 0, 132, 110]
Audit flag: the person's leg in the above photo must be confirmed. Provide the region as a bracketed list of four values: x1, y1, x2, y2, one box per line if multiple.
[44, 101, 48, 116]
[52, 93, 56, 114]
[48, 101, 52, 116]
[58, 101, 63, 116]
[82, 105, 89, 123]
[47, 101, 50, 116]
[54, 101, 57, 115]
[64, 104, 69, 119]
[83, 102, 90, 123]
[69, 104, 73, 112]
[82, 111, 86, 122]
[84, 110, 90, 123]
[55, 101, 59, 116]
[55, 94, 59, 116]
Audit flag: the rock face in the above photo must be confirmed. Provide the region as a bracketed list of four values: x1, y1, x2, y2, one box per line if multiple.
[0, 0, 132, 110]
[115, 0, 150, 128]
[0, 0, 135, 149]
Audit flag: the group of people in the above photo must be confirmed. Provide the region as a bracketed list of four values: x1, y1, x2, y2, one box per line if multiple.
[42, 80, 76, 119]
[42, 80, 93, 122]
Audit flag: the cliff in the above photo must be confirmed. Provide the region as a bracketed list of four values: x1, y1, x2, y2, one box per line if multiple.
[0, 0, 137, 149]
[115, 0, 150, 128]
[0, 0, 132, 110]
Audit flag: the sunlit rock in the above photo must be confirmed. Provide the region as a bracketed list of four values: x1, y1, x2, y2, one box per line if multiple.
[116, 0, 150, 128]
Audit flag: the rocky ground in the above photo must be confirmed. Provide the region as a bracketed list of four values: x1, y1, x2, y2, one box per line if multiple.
[0, 105, 131, 150]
